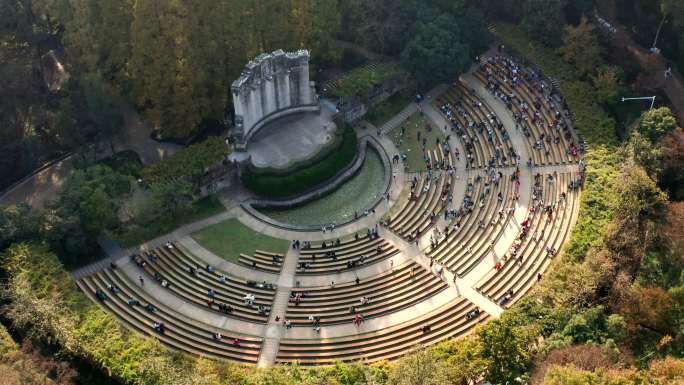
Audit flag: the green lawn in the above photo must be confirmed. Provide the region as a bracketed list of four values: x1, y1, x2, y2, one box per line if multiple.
[388, 113, 446, 172]
[365, 90, 414, 127]
[191, 218, 289, 262]
[112, 196, 226, 247]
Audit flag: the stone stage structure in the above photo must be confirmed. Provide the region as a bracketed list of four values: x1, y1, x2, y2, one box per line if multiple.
[231, 49, 320, 148]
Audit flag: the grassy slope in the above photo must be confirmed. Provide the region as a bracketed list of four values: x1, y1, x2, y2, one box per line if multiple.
[191, 218, 289, 262]
[389, 113, 446, 172]
[366, 90, 414, 127]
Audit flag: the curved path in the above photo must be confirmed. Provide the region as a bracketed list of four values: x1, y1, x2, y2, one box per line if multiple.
[75, 63, 582, 367]
[0, 106, 181, 209]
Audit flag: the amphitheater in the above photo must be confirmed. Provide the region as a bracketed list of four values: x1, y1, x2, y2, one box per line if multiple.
[75, 52, 585, 367]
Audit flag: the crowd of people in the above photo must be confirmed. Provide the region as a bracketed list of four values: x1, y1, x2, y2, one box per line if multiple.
[479, 55, 581, 162]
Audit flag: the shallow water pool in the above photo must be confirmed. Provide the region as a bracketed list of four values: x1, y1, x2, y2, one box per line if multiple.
[258, 148, 386, 227]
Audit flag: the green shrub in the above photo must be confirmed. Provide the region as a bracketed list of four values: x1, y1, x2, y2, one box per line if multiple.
[241, 125, 358, 199]
[142, 136, 230, 185]
[563, 146, 620, 260]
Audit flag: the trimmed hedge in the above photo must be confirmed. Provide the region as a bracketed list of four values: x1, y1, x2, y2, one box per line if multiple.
[241, 125, 358, 199]
[141, 136, 230, 185]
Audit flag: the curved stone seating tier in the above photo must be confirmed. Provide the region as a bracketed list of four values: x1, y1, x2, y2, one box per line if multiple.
[475, 56, 579, 166]
[238, 250, 284, 273]
[135, 244, 275, 323]
[276, 297, 487, 365]
[387, 146, 455, 240]
[476, 174, 556, 301]
[435, 84, 514, 170]
[78, 269, 263, 364]
[476, 173, 579, 307]
[428, 173, 515, 277]
[297, 235, 400, 274]
[285, 261, 448, 325]
[458, 88, 515, 167]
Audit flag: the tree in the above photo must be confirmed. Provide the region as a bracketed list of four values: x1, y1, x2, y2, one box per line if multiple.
[80, 73, 125, 153]
[389, 347, 447, 385]
[478, 318, 533, 384]
[53, 165, 130, 233]
[400, 14, 471, 87]
[560, 17, 604, 77]
[564, 0, 594, 24]
[353, 0, 411, 55]
[454, 6, 492, 57]
[143, 179, 195, 223]
[616, 286, 676, 351]
[592, 66, 621, 105]
[473, 0, 523, 23]
[128, 0, 205, 140]
[522, 0, 567, 47]
[638, 107, 679, 142]
[628, 131, 662, 180]
[0, 204, 42, 251]
[613, 165, 668, 223]
[42, 164, 131, 263]
[540, 358, 684, 385]
[61, 0, 133, 85]
[530, 345, 616, 384]
[433, 336, 491, 385]
[660, 129, 684, 199]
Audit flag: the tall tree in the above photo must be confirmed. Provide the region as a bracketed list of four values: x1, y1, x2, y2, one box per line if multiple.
[560, 17, 604, 77]
[478, 318, 533, 384]
[400, 14, 471, 88]
[638, 107, 679, 142]
[522, 0, 567, 47]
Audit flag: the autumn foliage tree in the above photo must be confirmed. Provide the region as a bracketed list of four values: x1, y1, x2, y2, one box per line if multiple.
[660, 129, 684, 199]
[560, 16, 603, 77]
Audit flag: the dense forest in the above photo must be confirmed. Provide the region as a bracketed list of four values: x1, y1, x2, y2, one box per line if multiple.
[2, 0, 684, 384]
[0, 0, 490, 190]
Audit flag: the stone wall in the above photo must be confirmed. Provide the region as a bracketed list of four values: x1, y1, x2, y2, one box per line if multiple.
[231, 49, 319, 147]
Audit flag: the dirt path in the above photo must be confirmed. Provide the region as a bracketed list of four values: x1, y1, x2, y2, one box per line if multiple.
[594, 11, 684, 123]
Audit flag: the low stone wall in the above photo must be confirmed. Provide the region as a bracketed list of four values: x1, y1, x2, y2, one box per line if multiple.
[242, 135, 392, 231]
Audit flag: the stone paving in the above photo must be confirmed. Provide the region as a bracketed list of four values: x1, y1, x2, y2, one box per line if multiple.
[73, 69, 582, 367]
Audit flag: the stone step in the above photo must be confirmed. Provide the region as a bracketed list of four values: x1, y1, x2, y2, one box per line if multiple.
[321, 62, 382, 96]
[379, 105, 417, 134]
[257, 337, 280, 368]
[268, 289, 292, 322]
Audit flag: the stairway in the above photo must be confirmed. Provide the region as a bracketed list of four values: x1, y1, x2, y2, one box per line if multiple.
[379, 104, 417, 134]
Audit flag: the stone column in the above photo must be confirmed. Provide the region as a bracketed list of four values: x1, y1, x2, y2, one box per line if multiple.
[299, 60, 312, 105]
